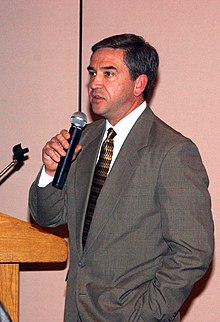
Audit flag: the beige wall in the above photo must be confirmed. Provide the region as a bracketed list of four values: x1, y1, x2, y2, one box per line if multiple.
[0, 1, 219, 321]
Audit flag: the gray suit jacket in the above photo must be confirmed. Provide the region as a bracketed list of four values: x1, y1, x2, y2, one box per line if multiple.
[29, 106, 214, 322]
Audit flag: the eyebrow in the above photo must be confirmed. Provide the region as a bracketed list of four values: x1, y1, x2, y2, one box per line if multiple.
[87, 65, 117, 71]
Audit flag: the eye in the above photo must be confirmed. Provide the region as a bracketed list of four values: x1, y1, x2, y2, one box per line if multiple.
[104, 71, 115, 77]
[88, 70, 96, 78]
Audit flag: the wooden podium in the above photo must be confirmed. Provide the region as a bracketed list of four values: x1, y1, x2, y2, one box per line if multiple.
[0, 212, 68, 322]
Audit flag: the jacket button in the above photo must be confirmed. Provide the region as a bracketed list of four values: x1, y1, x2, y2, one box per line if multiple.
[78, 259, 86, 268]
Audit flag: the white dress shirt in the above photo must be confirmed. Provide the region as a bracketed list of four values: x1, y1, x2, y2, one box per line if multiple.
[103, 101, 146, 171]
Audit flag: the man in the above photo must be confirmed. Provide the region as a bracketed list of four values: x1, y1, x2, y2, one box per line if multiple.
[29, 34, 214, 321]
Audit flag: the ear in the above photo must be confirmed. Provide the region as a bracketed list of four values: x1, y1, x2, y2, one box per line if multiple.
[134, 74, 148, 97]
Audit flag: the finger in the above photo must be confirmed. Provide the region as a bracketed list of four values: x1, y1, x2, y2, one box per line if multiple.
[74, 144, 82, 157]
[48, 131, 69, 152]
[49, 131, 69, 155]
[43, 143, 63, 163]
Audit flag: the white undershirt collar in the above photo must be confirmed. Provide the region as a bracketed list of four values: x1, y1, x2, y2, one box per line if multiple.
[103, 101, 147, 170]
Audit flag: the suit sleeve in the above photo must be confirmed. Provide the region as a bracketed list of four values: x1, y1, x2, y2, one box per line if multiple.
[140, 140, 214, 321]
[29, 169, 68, 227]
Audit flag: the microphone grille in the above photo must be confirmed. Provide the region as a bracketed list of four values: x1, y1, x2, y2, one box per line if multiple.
[70, 112, 87, 129]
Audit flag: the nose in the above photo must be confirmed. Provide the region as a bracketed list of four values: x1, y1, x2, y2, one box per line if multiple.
[89, 74, 103, 90]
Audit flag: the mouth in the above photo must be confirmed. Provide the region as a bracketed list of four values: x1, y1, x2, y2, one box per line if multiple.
[91, 93, 105, 103]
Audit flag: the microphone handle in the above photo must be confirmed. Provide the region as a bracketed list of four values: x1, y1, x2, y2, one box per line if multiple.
[52, 125, 81, 189]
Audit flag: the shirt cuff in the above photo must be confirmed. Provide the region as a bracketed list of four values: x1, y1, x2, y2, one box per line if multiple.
[38, 166, 54, 187]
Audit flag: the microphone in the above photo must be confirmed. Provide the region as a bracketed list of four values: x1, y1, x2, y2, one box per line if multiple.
[52, 111, 87, 189]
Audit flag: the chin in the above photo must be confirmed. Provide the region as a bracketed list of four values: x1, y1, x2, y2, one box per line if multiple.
[91, 105, 106, 117]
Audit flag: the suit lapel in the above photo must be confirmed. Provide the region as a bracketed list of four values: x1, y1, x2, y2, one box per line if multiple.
[83, 107, 155, 254]
[74, 120, 106, 254]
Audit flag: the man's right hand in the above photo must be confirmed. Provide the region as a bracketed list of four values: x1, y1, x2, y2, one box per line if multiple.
[42, 129, 82, 177]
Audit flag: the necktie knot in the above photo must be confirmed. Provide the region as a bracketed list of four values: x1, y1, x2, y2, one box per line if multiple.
[106, 128, 116, 141]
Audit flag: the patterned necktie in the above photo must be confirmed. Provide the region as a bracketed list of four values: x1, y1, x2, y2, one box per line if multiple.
[82, 128, 116, 249]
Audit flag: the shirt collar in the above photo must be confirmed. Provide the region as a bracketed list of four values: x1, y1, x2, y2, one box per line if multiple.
[105, 101, 147, 135]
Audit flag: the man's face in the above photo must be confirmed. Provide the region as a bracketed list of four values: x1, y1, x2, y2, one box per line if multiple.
[87, 48, 144, 125]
